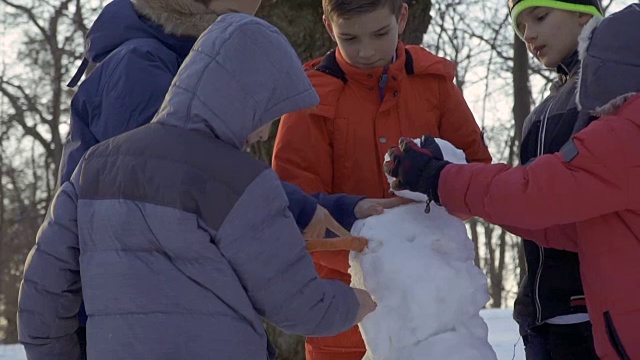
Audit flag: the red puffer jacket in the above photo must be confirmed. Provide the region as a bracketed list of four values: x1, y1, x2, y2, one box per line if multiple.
[440, 94, 640, 360]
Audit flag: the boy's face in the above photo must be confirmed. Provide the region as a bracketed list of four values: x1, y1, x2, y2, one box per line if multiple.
[323, 3, 408, 70]
[516, 7, 591, 68]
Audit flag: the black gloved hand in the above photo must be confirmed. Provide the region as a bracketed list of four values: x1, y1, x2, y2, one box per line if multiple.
[383, 135, 450, 208]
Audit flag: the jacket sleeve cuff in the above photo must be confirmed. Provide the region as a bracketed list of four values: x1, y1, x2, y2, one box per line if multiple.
[314, 193, 365, 231]
[438, 165, 471, 215]
[281, 181, 317, 231]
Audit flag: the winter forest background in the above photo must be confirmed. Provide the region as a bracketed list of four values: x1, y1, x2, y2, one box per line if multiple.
[0, 0, 632, 358]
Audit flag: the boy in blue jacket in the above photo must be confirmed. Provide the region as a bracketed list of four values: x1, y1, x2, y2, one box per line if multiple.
[18, 12, 378, 359]
[59, 0, 402, 356]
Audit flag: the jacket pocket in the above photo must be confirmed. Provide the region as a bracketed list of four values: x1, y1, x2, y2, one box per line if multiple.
[604, 311, 631, 360]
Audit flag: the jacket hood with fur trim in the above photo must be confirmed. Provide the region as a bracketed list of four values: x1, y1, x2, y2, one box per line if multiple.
[131, 0, 217, 37]
[68, 0, 202, 88]
[83, 0, 202, 65]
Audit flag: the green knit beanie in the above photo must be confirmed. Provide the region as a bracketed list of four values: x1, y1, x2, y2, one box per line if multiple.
[509, 0, 603, 38]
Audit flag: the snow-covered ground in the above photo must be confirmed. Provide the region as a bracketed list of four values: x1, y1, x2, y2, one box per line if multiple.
[0, 309, 524, 359]
[481, 308, 524, 360]
[0, 344, 23, 360]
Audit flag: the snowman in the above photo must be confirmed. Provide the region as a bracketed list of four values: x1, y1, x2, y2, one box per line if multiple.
[349, 138, 497, 360]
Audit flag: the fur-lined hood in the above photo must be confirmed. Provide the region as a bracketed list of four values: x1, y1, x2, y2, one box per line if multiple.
[591, 92, 638, 117]
[68, 0, 200, 87]
[132, 0, 218, 37]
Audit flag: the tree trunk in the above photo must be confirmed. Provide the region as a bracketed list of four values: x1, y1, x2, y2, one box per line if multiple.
[512, 32, 531, 146]
[512, 30, 531, 286]
[467, 218, 481, 268]
[0, 148, 5, 342]
[484, 221, 500, 308]
[495, 228, 507, 308]
[256, 1, 332, 63]
[402, 0, 433, 46]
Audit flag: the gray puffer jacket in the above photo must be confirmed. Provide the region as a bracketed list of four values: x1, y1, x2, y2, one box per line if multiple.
[18, 13, 360, 360]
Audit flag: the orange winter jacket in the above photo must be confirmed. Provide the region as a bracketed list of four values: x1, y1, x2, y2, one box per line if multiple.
[272, 43, 491, 360]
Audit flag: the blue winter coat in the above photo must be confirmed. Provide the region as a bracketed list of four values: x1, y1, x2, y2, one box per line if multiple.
[58, 0, 363, 325]
[60, 0, 362, 234]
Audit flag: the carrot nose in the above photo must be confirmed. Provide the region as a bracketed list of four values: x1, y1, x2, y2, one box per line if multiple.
[305, 236, 369, 252]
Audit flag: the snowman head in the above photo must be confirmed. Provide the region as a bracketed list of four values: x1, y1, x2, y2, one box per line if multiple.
[384, 137, 468, 202]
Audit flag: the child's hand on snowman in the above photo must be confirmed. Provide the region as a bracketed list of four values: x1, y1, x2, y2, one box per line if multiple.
[354, 197, 414, 219]
[352, 288, 377, 323]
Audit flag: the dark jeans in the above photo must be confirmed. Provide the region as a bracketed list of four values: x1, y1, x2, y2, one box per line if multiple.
[77, 326, 87, 360]
[523, 321, 599, 360]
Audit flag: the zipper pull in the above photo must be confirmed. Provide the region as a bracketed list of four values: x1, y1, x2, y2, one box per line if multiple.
[424, 199, 432, 214]
[378, 73, 388, 102]
[379, 73, 388, 89]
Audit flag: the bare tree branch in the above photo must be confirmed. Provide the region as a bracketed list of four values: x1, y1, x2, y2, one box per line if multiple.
[0, 80, 53, 156]
[1, 79, 49, 126]
[1, 0, 52, 52]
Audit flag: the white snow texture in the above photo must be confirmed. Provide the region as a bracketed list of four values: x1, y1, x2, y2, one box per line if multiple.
[349, 138, 497, 360]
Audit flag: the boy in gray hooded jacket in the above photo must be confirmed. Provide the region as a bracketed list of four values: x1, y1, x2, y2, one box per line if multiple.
[17, 11, 375, 360]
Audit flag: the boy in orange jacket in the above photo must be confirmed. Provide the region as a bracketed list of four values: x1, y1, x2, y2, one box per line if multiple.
[272, 1, 491, 359]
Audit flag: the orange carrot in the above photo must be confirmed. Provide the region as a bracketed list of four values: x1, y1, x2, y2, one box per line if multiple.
[305, 236, 368, 252]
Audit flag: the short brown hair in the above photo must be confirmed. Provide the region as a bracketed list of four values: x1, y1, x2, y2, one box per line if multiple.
[323, 0, 404, 20]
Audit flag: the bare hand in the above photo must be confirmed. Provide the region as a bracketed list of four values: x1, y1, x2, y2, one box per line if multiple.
[354, 197, 414, 219]
[303, 205, 351, 239]
[352, 288, 377, 323]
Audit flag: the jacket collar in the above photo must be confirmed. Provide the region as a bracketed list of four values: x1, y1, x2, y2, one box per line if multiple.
[334, 42, 410, 87]
[557, 50, 580, 81]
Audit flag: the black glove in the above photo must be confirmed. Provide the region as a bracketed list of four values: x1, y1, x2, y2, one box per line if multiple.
[384, 135, 450, 210]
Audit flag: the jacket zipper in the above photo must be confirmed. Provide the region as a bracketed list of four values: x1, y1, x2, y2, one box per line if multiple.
[604, 311, 631, 360]
[534, 99, 554, 324]
[378, 52, 396, 103]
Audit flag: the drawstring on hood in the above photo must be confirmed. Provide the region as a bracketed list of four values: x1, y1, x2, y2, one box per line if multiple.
[557, 51, 580, 81]
[152, 13, 320, 149]
[549, 50, 581, 95]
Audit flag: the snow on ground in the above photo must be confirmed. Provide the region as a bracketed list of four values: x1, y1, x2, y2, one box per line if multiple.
[481, 308, 525, 360]
[0, 344, 23, 360]
[0, 309, 524, 360]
